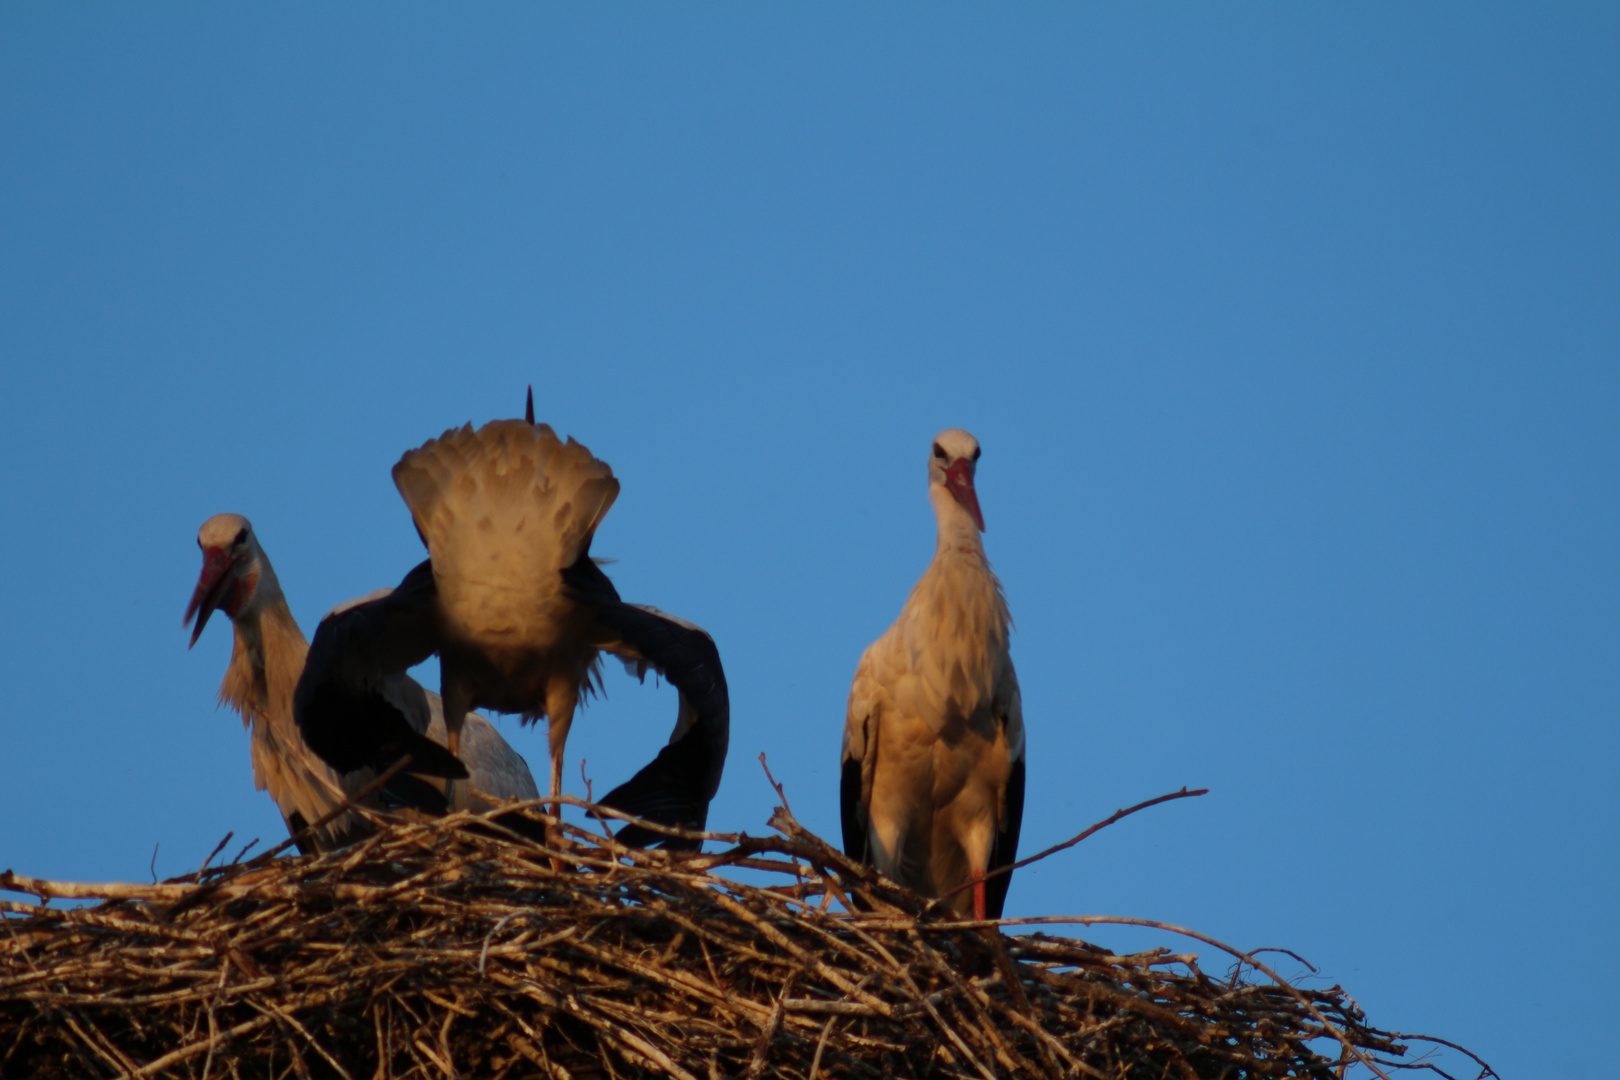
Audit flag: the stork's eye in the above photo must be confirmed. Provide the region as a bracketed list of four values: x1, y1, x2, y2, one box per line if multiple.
[932, 443, 948, 461]
[971, 446, 982, 462]
[233, 528, 248, 548]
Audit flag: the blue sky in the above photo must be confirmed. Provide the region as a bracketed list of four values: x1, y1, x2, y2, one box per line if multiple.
[3, 7, 1616, 1076]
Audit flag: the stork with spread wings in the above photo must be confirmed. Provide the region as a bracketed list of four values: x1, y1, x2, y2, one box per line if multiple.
[294, 394, 729, 850]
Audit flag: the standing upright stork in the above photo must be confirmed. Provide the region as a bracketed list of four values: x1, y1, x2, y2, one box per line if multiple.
[185, 514, 540, 853]
[295, 402, 731, 848]
[840, 429, 1026, 920]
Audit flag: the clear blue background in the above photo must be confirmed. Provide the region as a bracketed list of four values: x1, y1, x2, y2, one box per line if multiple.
[3, 8, 1615, 1077]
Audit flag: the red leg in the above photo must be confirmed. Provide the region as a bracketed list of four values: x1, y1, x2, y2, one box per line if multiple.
[973, 869, 987, 922]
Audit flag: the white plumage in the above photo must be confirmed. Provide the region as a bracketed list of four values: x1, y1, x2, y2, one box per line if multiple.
[840, 430, 1026, 919]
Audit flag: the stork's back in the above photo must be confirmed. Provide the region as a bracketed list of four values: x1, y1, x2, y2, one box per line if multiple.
[393, 420, 619, 650]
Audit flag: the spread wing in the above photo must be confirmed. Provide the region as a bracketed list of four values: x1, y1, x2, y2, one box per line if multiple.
[565, 556, 729, 851]
[293, 560, 467, 782]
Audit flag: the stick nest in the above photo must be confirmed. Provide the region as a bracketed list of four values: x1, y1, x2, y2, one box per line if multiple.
[1, 804, 1486, 1080]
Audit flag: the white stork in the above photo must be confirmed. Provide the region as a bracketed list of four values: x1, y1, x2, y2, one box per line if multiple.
[840, 429, 1026, 920]
[185, 514, 540, 852]
[294, 405, 730, 849]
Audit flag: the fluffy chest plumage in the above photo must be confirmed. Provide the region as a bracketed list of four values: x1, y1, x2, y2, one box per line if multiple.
[882, 551, 1010, 738]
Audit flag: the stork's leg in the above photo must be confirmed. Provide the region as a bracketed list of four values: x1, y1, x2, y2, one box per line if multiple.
[972, 869, 987, 923]
[548, 748, 565, 822]
[544, 681, 580, 854]
[440, 682, 470, 811]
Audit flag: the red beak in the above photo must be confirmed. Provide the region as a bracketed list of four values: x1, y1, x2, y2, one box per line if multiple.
[945, 459, 985, 531]
[184, 547, 235, 648]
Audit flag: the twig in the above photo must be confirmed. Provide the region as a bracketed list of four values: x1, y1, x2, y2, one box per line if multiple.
[197, 833, 234, 877]
[228, 836, 260, 865]
[758, 752, 794, 818]
[1392, 1034, 1499, 1079]
[1249, 946, 1318, 973]
[942, 787, 1208, 901]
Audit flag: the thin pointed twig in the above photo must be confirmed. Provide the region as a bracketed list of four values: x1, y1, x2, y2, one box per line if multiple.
[758, 752, 794, 818]
[196, 833, 233, 878]
[942, 786, 1208, 902]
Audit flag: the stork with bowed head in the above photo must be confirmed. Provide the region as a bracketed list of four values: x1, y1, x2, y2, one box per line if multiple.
[294, 392, 730, 849]
[185, 515, 540, 853]
[840, 429, 1026, 920]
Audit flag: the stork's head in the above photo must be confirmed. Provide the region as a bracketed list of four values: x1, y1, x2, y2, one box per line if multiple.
[185, 513, 266, 647]
[927, 428, 985, 532]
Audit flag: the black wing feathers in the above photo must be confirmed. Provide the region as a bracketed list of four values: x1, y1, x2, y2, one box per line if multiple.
[594, 602, 729, 850]
[839, 756, 868, 864]
[566, 557, 729, 850]
[294, 560, 464, 781]
[298, 679, 466, 779]
[982, 754, 1025, 920]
